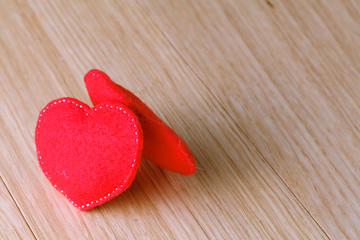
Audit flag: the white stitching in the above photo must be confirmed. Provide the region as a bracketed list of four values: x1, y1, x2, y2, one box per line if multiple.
[36, 99, 140, 210]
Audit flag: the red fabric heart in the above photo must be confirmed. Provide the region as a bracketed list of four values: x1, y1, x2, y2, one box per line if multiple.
[35, 98, 143, 211]
[84, 69, 196, 175]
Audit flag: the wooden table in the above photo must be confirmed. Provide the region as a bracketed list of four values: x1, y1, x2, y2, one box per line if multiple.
[0, 0, 359, 239]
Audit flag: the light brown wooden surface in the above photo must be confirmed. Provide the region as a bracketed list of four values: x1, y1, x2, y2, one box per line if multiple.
[0, 0, 358, 239]
[0, 177, 35, 239]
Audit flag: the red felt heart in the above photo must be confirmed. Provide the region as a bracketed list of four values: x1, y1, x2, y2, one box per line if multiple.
[35, 98, 143, 211]
[84, 69, 196, 175]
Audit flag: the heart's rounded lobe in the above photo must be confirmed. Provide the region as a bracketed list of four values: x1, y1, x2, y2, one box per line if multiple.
[35, 98, 143, 211]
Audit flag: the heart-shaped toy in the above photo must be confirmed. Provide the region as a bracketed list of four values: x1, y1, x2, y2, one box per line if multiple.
[35, 98, 143, 211]
[84, 70, 196, 175]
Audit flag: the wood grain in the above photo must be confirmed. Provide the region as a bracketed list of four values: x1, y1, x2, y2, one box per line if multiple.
[143, 0, 360, 239]
[0, 0, 358, 239]
[0, 177, 35, 239]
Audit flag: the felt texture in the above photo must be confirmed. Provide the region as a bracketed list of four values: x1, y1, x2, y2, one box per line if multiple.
[35, 98, 143, 211]
[84, 69, 196, 175]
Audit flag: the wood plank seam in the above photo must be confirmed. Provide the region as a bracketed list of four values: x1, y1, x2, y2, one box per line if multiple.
[0, 176, 38, 240]
[147, 8, 333, 240]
